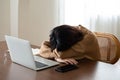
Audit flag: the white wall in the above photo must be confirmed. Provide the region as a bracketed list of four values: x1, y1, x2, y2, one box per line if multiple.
[0, 0, 10, 41]
[0, 0, 59, 45]
[19, 0, 59, 45]
[10, 0, 19, 37]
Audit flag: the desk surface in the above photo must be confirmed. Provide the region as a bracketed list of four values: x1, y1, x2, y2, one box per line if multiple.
[0, 41, 120, 80]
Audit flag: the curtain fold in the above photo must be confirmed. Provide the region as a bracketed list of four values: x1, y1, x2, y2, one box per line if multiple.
[60, 0, 120, 40]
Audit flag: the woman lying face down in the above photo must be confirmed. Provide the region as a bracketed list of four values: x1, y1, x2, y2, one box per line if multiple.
[37, 24, 100, 65]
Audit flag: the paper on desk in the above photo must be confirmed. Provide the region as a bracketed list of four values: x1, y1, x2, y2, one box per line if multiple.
[32, 48, 40, 55]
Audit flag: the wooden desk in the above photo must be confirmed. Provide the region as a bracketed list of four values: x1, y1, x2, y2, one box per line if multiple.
[0, 41, 120, 80]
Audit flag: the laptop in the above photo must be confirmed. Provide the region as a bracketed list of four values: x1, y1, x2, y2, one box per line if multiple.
[5, 35, 59, 70]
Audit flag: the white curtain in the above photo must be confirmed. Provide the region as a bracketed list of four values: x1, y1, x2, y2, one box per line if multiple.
[59, 0, 120, 39]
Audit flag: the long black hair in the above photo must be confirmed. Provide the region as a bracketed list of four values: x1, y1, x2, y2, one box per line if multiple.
[49, 25, 84, 52]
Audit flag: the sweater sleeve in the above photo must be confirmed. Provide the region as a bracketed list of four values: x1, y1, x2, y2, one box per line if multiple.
[37, 41, 60, 59]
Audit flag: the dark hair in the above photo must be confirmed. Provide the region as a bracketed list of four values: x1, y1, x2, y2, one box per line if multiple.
[49, 25, 84, 52]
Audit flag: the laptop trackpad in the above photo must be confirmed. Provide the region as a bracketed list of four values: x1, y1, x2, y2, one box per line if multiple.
[35, 61, 48, 68]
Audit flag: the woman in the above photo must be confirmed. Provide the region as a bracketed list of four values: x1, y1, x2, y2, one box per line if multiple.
[37, 25, 100, 65]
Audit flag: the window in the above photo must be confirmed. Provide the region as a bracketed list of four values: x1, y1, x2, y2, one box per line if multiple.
[59, 0, 120, 39]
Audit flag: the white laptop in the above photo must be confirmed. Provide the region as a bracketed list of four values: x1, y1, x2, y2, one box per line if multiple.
[5, 35, 59, 70]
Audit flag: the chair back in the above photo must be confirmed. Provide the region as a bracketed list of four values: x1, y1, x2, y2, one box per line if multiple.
[95, 32, 120, 64]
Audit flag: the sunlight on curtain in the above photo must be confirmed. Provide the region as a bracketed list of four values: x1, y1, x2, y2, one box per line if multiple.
[61, 0, 120, 39]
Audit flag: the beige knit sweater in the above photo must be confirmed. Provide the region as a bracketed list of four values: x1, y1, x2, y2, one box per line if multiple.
[38, 25, 101, 61]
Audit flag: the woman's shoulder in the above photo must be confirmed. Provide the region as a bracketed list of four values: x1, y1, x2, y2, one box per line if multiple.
[77, 25, 92, 35]
[78, 25, 88, 30]
[76, 25, 97, 43]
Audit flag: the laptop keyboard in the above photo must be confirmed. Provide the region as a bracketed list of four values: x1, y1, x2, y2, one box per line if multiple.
[35, 61, 48, 68]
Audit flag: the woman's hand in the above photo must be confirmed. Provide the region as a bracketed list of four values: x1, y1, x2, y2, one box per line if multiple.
[55, 57, 78, 65]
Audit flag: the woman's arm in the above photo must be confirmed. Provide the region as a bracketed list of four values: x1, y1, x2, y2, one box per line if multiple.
[55, 57, 78, 65]
[37, 41, 59, 59]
